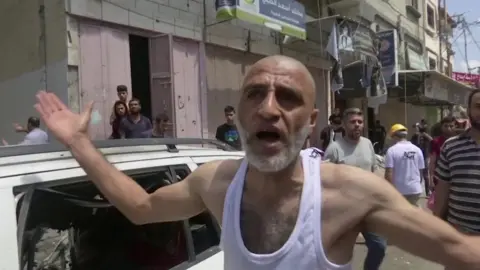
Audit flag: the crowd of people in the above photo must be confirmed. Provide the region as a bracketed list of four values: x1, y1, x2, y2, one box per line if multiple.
[317, 94, 479, 269]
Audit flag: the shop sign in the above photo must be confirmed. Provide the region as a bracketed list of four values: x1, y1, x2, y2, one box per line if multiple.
[337, 19, 377, 58]
[406, 48, 428, 70]
[215, 0, 306, 39]
[452, 72, 480, 88]
[377, 29, 398, 86]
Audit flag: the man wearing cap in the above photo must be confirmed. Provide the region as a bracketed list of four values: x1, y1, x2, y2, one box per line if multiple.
[384, 124, 425, 206]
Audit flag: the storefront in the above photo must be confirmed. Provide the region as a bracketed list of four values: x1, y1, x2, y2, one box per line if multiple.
[383, 70, 473, 135]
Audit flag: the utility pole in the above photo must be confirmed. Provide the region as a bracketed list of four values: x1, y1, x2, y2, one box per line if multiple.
[463, 17, 470, 72]
[442, 0, 451, 76]
[438, 0, 443, 72]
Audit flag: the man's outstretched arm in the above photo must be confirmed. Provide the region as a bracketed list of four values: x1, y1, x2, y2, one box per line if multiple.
[70, 136, 207, 224]
[347, 167, 480, 268]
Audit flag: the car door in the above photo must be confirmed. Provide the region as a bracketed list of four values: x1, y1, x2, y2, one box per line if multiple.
[169, 164, 223, 270]
[13, 158, 200, 270]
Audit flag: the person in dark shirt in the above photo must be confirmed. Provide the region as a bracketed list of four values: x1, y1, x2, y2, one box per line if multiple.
[215, 106, 241, 150]
[144, 113, 172, 138]
[109, 101, 128, 139]
[110, 85, 129, 126]
[119, 98, 152, 138]
[429, 116, 455, 190]
[372, 120, 386, 154]
[319, 114, 344, 151]
[328, 107, 341, 123]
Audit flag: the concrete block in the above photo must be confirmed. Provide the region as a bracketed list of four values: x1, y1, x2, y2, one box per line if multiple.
[156, 4, 180, 24]
[129, 11, 154, 30]
[174, 11, 198, 30]
[107, 0, 135, 10]
[134, 0, 158, 18]
[188, 0, 203, 15]
[102, 1, 129, 25]
[70, 0, 102, 19]
[153, 19, 174, 34]
[168, 0, 189, 12]
[174, 26, 195, 39]
[193, 30, 202, 41]
[208, 34, 229, 47]
[150, 0, 168, 5]
[227, 38, 247, 51]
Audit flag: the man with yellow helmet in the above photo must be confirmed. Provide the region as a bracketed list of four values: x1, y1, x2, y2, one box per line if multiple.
[384, 123, 425, 206]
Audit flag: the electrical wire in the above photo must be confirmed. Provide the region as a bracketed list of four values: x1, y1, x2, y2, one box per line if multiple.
[453, 42, 469, 68]
[383, 1, 441, 37]
[464, 24, 480, 55]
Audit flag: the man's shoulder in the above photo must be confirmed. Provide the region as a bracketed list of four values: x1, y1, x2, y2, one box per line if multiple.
[359, 136, 373, 146]
[216, 123, 227, 130]
[321, 162, 382, 191]
[196, 158, 243, 184]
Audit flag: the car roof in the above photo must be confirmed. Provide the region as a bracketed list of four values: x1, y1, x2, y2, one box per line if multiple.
[0, 138, 244, 187]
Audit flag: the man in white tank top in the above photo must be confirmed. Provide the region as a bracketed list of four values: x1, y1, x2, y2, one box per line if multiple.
[36, 55, 480, 269]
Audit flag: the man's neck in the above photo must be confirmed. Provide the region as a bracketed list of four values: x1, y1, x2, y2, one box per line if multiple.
[468, 128, 480, 141]
[245, 157, 304, 195]
[130, 113, 141, 120]
[343, 135, 360, 144]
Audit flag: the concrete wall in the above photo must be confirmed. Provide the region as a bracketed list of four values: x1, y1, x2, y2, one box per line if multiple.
[65, 0, 330, 68]
[0, 0, 68, 143]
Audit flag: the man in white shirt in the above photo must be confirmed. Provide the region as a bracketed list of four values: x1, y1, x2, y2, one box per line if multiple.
[3, 117, 49, 146]
[384, 124, 425, 206]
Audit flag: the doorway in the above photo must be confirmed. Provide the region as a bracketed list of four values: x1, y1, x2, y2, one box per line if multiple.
[367, 107, 375, 139]
[129, 34, 152, 119]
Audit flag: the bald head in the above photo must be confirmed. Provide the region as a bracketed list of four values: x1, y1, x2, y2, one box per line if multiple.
[242, 55, 316, 106]
[236, 55, 319, 172]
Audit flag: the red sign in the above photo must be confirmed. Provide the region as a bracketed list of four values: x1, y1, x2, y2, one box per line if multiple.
[452, 72, 480, 88]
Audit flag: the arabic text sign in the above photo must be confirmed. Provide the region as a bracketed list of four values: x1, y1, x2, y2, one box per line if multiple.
[215, 0, 306, 40]
[452, 72, 480, 88]
[377, 29, 398, 86]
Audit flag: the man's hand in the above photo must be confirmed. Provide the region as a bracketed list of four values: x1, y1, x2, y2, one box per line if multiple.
[34, 91, 93, 146]
[13, 123, 26, 133]
[2, 138, 8, 146]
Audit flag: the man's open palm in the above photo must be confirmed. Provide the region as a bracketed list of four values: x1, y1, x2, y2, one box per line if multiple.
[34, 91, 93, 146]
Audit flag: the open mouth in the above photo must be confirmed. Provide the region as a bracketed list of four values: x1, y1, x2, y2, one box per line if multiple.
[255, 131, 281, 143]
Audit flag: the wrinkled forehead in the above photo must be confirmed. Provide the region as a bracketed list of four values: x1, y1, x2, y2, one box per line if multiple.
[242, 62, 313, 96]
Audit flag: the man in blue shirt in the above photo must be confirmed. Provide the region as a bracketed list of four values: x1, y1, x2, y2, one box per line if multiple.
[119, 98, 152, 139]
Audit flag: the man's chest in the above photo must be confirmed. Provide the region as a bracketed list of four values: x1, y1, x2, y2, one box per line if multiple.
[239, 190, 302, 254]
[337, 149, 372, 170]
[124, 119, 148, 132]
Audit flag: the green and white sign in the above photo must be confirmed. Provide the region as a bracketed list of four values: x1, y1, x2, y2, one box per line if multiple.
[215, 0, 306, 40]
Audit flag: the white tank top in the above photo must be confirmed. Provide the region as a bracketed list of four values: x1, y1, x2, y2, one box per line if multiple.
[221, 148, 352, 270]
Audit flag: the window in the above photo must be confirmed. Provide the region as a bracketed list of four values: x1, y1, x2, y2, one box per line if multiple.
[429, 57, 437, 70]
[172, 166, 221, 256]
[16, 168, 191, 270]
[410, 0, 418, 9]
[427, 5, 436, 29]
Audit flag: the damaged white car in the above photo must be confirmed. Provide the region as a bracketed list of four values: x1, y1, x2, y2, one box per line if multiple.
[0, 139, 242, 270]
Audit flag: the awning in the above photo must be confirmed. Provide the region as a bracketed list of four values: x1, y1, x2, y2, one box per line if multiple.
[391, 70, 474, 106]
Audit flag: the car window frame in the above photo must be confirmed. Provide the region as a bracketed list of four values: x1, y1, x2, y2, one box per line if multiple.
[14, 159, 224, 270]
[168, 165, 222, 268]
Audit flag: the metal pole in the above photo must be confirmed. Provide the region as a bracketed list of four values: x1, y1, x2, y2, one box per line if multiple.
[198, 0, 209, 139]
[464, 17, 470, 72]
[443, 0, 450, 75]
[438, 0, 443, 72]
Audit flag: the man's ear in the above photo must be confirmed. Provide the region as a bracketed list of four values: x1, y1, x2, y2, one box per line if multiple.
[310, 109, 319, 128]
